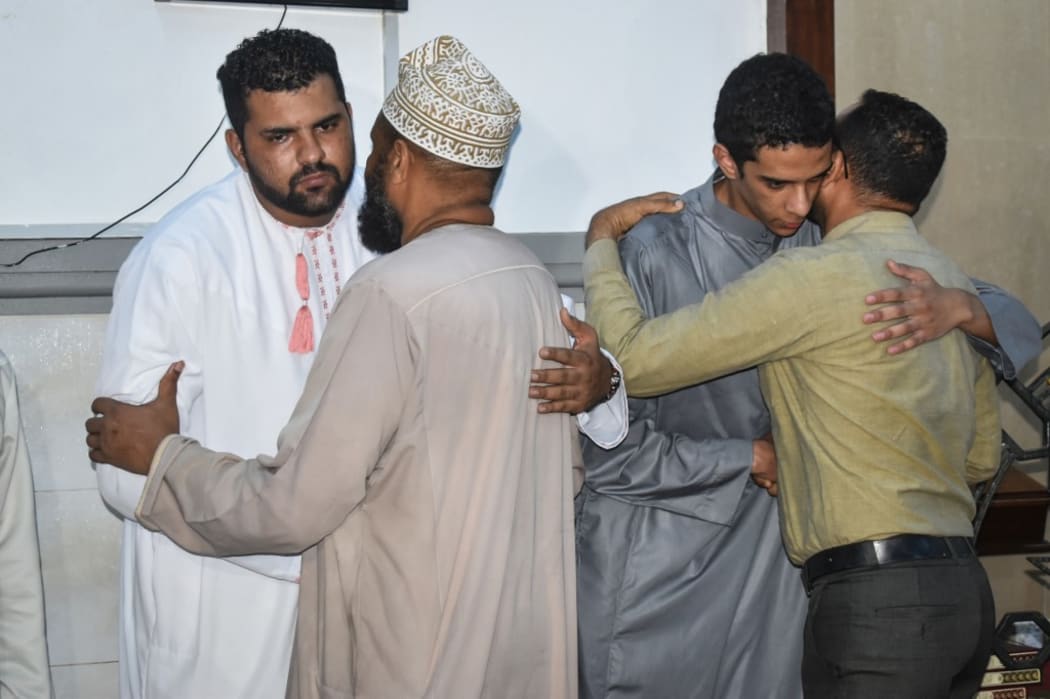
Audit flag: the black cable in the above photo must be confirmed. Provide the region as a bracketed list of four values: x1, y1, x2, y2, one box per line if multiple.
[1, 3, 289, 268]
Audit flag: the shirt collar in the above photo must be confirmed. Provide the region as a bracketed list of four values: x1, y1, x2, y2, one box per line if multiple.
[823, 210, 915, 242]
[693, 169, 779, 244]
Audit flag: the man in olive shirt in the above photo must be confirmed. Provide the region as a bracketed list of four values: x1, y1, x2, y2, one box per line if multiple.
[582, 90, 998, 698]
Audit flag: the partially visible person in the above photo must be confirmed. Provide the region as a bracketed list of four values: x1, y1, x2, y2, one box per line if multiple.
[582, 89, 1002, 698]
[88, 35, 582, 698]
[530, 53, 1038, 699]
[0, 350, 52, 699]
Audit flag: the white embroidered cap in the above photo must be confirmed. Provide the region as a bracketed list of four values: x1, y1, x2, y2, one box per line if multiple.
[381, 35, 520, 169]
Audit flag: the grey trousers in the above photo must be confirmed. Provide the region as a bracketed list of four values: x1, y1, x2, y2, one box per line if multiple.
[801, 557, 995, 698]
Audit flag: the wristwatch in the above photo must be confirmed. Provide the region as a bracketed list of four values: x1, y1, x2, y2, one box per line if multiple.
[604, 364, 622, 402]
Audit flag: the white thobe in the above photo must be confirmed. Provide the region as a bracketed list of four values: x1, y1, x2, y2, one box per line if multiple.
[95, 168, 375, 699]
[0, 352, 53, 699]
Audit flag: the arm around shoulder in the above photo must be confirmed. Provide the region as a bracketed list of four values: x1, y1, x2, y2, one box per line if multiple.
[970, 280, 1042, 379]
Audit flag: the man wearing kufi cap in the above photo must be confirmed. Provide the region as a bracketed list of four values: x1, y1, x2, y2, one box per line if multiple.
[85, 36, 581, 698]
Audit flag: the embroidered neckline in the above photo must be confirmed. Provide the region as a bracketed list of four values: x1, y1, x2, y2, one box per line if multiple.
[279, 201, 346, 354]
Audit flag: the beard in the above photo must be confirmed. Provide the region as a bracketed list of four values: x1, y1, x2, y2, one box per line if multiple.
[357, 163, 404, 254]
[245, 158, 351, 220]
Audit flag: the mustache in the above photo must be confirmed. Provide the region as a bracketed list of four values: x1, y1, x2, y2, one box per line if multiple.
[290, 163, 341, 187]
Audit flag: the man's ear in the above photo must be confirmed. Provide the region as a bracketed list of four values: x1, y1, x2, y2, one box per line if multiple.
[386, 139, 412, 185]
[712, 143, 741, 180]
[826, 149, 847, 184]
[225, 129, 248, 170]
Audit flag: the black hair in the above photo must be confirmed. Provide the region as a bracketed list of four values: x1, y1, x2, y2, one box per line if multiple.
[714, 53, 835, 166]
[217, 28, 347, 140]
[836, 89, 947, 211]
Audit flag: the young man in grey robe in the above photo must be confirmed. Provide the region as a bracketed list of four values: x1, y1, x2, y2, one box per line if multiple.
[539, 54, 1040, 698]
[86, 36, 581, 699]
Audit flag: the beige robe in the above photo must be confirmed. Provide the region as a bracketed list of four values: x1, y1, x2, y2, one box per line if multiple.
[0, 352, 52, 699]
[136, 224, 579, 699]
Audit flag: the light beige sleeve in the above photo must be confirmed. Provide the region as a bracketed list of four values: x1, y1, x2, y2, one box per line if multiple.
[136, 281, 414, 556]
[0, 357, 53, 699]
[582, 239, 818, 397]
[965, 358, 1002, 484]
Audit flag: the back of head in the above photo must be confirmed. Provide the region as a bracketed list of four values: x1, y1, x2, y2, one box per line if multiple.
[217, 28, 346, 139]
[714, 53, 834, 166]
[836, 89, 947, 212]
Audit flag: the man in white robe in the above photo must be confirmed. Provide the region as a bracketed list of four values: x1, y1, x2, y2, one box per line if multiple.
[90, 35, 589, 698]
[95, 29, 625, 699]
[0, 351, 52, 699]
[94, 30, 374, 698]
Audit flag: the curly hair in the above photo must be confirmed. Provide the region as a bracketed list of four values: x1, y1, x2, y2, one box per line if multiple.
[836, 89, 947, 211]
[714, 53, 834, 166]
[217, 28, 347, 139]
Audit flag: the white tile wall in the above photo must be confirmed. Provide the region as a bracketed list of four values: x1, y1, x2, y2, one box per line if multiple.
[36, 490, 121, 666]
[51, 662, 119, 699]
[1, 314, 119, 691]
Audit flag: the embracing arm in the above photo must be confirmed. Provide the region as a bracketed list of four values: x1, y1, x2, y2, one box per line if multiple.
[582, 400, 766, 521]
[134, 283, 411, 557]
[863, 261, 1041, 377]
[584, 238, 815, 396]
[968, 280, 1041, 379]
[530, 297, 628, 448]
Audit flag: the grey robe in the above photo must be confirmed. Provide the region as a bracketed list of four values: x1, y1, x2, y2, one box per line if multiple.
[0, 352, 52, 699]
[136, 224, 580, 699]
[576, 174, 1041, 698]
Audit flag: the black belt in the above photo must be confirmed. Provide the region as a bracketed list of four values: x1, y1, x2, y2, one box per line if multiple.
[802, 534, 976, 590]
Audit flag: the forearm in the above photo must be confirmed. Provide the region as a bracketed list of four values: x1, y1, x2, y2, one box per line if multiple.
[575, 349, 628, 448]
[583, 239, 801, 396]
[582, 408, 754, 524]
[137, 436, 341, 557]
[971, 281, 1042, 378]
[956, 289, 997, 344]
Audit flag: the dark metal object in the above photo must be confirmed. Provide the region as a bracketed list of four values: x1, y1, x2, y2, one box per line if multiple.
[973, 323, 1050, 556]
[991, 611, 1050, 670]
[155, 0, 408, 10]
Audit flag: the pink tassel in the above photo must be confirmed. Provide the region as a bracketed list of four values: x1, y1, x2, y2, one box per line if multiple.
[295, 252, 310, 301]
[289, 304, 314, 353]
[289, 252, 314, 353]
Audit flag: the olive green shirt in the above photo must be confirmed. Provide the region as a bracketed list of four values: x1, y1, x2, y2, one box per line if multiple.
[584, 211, 1000, 564]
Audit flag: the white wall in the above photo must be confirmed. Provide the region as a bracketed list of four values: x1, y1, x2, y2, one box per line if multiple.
[0, 0, 384, 232]
[395, 0, 766, 232]
[1, 0, 765, 234]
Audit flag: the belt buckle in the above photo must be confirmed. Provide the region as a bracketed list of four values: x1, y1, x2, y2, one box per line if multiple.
[871, 538, 893, 565]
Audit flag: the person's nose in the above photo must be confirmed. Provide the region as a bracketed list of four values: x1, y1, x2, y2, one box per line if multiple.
[786, 185, 811, 219]
[298, 132, 324, 165]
